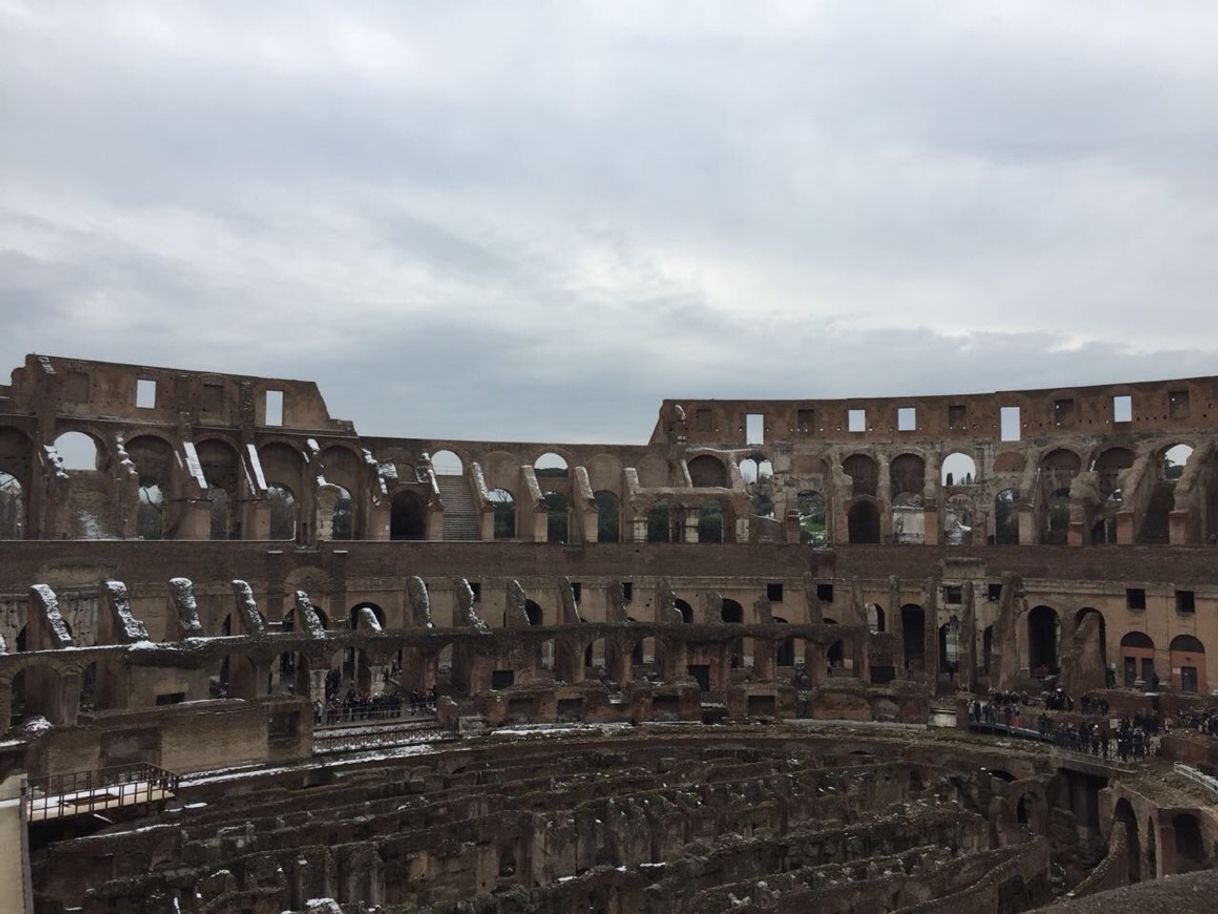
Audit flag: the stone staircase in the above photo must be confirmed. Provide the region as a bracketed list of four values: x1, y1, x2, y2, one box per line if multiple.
[437, 474, 481, 541]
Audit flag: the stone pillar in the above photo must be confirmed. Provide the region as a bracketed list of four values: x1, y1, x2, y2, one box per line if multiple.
[888, 575, 903, 646]
[753, 639, 776, 680]
[805, 641, 826, 686]
[924, 577, 940, 685]
[658, 636, 687, 683]
[608, 639, 632, 684]
[960, 581, 977, 694]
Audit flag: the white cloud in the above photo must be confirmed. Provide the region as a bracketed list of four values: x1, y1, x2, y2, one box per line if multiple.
[3, 1, 1218, 441]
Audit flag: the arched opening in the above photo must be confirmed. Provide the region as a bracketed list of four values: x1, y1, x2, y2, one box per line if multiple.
[901, 605, 925, 675]
[327, 485, 353, 540]
[688, 454, 728, 488]
[1139, 444, 1193, 544]
[843, 454, 878, 497]
[544, 492, 569, 543]
[1120, 631, 1156, 688]
[197, 439, 240, 540]
[1093, 447, 1134, 499]
[430, 449, 464, 476]
[751, 490, 775, 519]
[594, 490, 620, 543]
[994, 489, 1020, 545]
[1044, 488, 1071, 545]
[53, 431, 99, 470]
[646, 500, 671, 543]
[797, 491, 826, 545]
[1016, 796, 1029, 825]
[866, 603, 885, 633]
[674, 598, 693, 624]
[390, 490, 427, 540]
[525, 600, 543, 626]
[721, 599, 743, 624]
[739, 456, 773, 484]
[267, 484, 298, 541]
[0, 471, 25, 539]
[827, 640, 845, 670]
[697, 501, 723, 543]
[128, 436, 175, 540]
[1113, 798, 1141, 882]
[774, 618, 795, 667]
[847, 500, 880, 544]
[890, 454, 925, 500]
[944, 494, 975, 545]
[1172, 814, 1207, 872]
[1028, 605, 1060, 675]
[1169, 634, 1206, 693]
[488, 488, 515, 539]
[1041, 448, 1081, 491]
[534, 452, 569, 479]
[941, 452, 977, 487]
[1075, 608, 1107, 668]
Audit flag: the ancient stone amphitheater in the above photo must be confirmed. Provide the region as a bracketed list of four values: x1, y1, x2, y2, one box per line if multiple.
[1, 354, 1216, 913]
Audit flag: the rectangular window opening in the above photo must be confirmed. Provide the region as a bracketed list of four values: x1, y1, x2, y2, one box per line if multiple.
[1175, 590, 1195, 613]
[987, 583, 1002, 603]
[797, 408, 815, 433]
[135, 378, 157, 409]
[945, 585, 962, 604]
[571, 582, 582, 602]
[1126, 588, 1146, 610]
[265, 389, 284, 427]
[766, 582, 784, 602]
[847, 408, 866, 433]
[816, 583, 834, 603]
[1112, 395, 1132, 423]
[621, 582, 633, 602]
[1000, 406, 1021, 442]
[948, 404, 966, 430]
[745, 413, 764, 445]
[897, 406, 917, 431]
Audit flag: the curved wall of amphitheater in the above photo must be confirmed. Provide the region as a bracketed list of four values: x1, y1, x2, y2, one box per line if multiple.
[2, 354, 1218, 914]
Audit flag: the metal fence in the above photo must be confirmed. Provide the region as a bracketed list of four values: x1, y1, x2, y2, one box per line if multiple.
[23, 763, 180, 821]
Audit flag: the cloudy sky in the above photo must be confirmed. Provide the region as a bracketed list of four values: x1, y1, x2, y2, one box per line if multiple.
[3, 2, 1218, 443]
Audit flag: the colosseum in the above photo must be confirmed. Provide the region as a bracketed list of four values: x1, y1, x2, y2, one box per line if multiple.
[1, 353, 1217, 913]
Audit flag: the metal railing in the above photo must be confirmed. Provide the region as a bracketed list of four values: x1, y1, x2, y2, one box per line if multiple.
[1173, 762, 1218, 797]
[23, 763, 180, 821]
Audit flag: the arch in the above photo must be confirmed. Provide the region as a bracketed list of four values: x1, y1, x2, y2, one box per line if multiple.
[1170, 634, 1206, 693]
[534, 452, 569, 479]
[1028, 605, 1060, 675]
[127, 435, 176, 540]
[827, 640, 845, 669]
[901, 605, 925, 674]
[1119, 630, 1156, 687]
[697, 500, 723, 543]
[674, 598, 693, 624]
[688, 454, 728, 488]
[1120, 631, 1154, 648]
[1172, 813, 1207, 872]
[890, 453, 925, 498]
[941, 452, 977, 487]
[739, 455, 773, 484]
[594, 490, 620, 543]
[1075, 608, 1107, 668]
[543, 491, 569, 543]
[721, 599, 744, 624]
[390, 490, 427, 540]
[488, 488, 515, 539]
[524, 600, 543, 626]
[1093, 447, 1134, 499]
[646, 500, 671, 543]
[797, 491, 826, 545]
[53, 430, 100, 471]
[197, 439, 241, 540]
[1163, 443, 1193, 479]
[994, 489, 1020, 545]
[1044, 488, 1071, 545]
[843, 454, 878, 497]
[267, 483, 298, 541]
[1113, 798, 1141, 882]
[865, 602, 885, 633]
[751, 490, 775, 519]
[1041, 447, 1082, 486]
[0, 471, 24, 539]
[430, 449, 464, 476]
[847, 500, 880, 544]
[328, 485, 353, 540]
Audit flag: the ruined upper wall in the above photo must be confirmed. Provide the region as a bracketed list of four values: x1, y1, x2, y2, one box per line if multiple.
[3, 354, 354, 433]
[652, 377, 1218, 447]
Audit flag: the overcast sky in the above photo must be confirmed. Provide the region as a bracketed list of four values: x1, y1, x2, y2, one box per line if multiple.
[3, 2, 1218, 443]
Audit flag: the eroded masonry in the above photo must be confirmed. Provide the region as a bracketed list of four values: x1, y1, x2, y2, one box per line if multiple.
[2, 354, 1218, 914]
